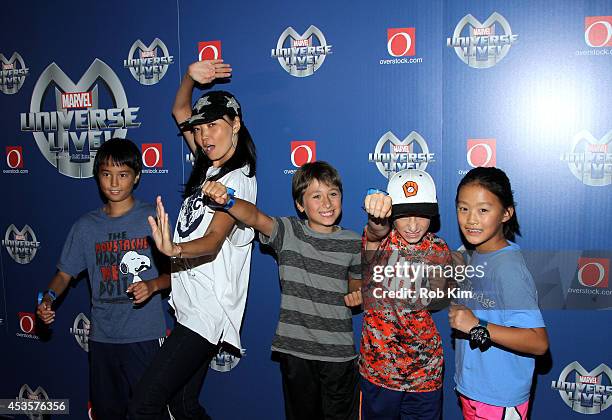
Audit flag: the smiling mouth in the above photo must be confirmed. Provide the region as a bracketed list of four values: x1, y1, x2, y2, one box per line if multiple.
[464, 227, 482, 234]
[320, 210, 335, 217]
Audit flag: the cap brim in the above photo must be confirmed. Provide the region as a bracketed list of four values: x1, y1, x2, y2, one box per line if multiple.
[391, 203, 438, 219]
[178, 112, 226, 131]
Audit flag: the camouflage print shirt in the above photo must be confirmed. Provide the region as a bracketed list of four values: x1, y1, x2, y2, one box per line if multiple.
[359, 230, 451, 392]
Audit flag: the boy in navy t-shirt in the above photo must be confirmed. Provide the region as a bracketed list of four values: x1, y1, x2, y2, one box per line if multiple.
[36, 138, 170, 420]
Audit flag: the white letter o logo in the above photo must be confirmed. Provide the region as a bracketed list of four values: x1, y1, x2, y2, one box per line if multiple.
[387, 32, 412, 57]
[291, 145, 313, 168]
[578, 262, 606, 287]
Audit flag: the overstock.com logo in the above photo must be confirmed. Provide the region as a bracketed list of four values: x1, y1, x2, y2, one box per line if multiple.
[467, 139, 496, 168]
[141, 143, 168, 174]
[447, 12, 518, 68]
[284, 141, 316, 175]
[560, 130, 612, 186]
[577, 258, 609, 288]
[585, 16, 612, 48]
[551, 361, 612, 414]
[291, 141, 316, 167]
[271, 25, 332, 77]
[199, 41, 222, 60]
[4, 146, 29, 174]
[368, 131, 435, 178]
[388, 28, 415, 56]
[16, 312, 39, 340]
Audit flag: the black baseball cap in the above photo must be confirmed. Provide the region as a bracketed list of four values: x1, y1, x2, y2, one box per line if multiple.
[179, 90, 242, 131]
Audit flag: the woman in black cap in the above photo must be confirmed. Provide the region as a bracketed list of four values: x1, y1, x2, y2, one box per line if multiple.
[129, 60, 257, 420]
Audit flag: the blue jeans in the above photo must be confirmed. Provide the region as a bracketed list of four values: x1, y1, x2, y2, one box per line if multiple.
[360, 376, 442, 420]
[128, 323, 218, 419]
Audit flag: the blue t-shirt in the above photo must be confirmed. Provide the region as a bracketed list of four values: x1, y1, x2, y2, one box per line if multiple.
[454, 242, 545, 407]
[58, 200, 167, 344]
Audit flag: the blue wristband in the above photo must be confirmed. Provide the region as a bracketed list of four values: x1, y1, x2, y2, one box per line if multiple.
[38, 289, 57, 305]
[367, 188, 388, 196]
[223, 188, 236, 210]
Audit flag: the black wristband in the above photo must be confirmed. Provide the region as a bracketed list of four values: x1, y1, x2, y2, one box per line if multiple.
[469, 318, 491, 351]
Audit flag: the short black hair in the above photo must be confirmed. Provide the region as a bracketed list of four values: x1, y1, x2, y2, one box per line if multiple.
[93, 138, 142, 180]
[292, 161, 343, 206]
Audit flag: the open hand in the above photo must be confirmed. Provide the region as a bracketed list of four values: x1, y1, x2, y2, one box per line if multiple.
[148, 196, 180, 257]
[188, 60, 232, 84]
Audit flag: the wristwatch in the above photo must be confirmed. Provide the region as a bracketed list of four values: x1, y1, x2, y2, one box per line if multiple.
[469, 318, 491, 351]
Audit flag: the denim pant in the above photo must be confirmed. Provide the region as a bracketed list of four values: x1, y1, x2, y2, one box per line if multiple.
[90, 339, 168, 420]
[128, 323, 218, 419]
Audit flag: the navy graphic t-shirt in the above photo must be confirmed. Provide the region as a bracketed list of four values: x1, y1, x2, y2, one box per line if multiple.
[58, 200, 166, 343]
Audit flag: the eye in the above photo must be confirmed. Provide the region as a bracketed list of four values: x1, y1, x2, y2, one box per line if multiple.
[208, 122, 216, 128]
[479, 208, 489, 213]
[120, 173, 128, 178]
[312, 194, 321, 199]
[330, 192, 339, 197]
[192, 127, 200, 132]
[457, 206, 466, 212]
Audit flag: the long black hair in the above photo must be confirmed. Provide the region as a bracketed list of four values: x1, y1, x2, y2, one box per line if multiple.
[183, 120, 256, 198]
[456, 166, 521, 241]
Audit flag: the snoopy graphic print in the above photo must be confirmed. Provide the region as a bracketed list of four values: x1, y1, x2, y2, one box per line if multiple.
[96, 232, 151, 301]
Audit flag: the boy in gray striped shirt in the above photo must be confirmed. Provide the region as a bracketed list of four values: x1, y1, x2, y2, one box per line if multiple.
[202, 161, 362, 420]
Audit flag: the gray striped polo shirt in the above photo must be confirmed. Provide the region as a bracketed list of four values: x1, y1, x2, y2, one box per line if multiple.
[260, 216, 362, 362]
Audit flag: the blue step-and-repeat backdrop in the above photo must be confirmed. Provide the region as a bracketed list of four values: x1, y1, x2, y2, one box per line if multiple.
[1, 0, 610, 418]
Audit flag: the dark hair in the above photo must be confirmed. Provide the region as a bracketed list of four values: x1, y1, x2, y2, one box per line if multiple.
[93, 137, 142, 180]
[456, 167, 521, 241]
[292, 161, 343, 206]
[183, 117, 257, 198]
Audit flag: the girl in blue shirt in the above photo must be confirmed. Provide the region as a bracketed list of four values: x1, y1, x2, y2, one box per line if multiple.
[449, 167, 548, 419]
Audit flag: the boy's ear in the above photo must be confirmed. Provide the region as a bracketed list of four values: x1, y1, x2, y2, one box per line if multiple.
[502, 206, 514, 223]
[134, 174, 141, 185]
[295, 200, 304, 213]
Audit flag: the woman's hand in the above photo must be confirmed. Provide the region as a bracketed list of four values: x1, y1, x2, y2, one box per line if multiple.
[187, 60, 232, 85]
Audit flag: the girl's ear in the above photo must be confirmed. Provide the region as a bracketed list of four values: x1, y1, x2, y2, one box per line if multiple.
[502, 206, 514, 223]
[232, 116, 241, 134]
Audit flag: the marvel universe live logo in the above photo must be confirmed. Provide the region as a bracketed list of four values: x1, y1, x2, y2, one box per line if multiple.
[447, 13, 518, 69]
[2, 225, 40, 264]
[561, 130, 612, 186]
[124, 38, 174, 85]
[21, 59, 139, 178]
[551, 362, 612, 414]
[271, 25, 332, 77]
[369, 131, 435, 178]
[20, 99, 139, 152]
[0, 52, 29, 94]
